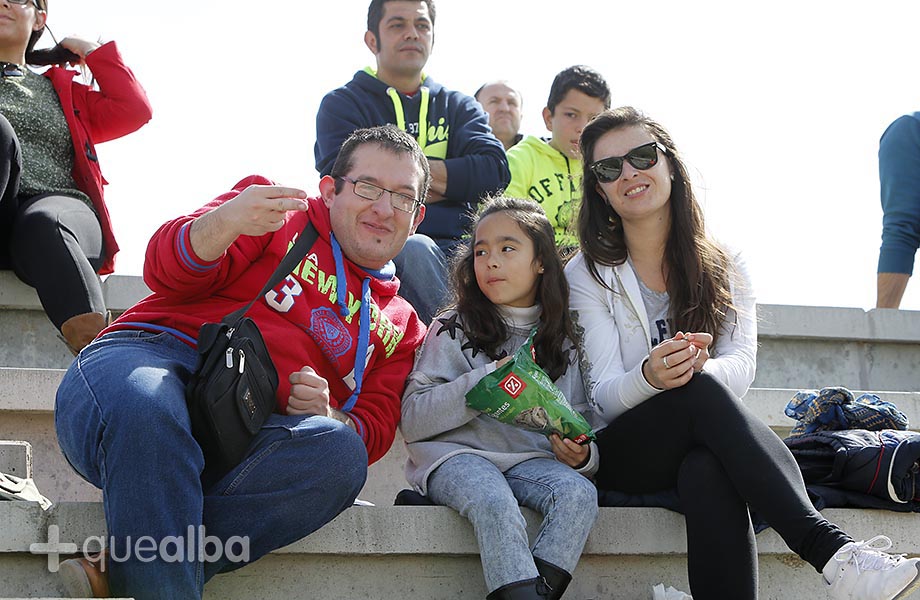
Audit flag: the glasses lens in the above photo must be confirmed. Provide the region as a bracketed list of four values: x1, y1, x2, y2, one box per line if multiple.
[626, 143, 660, 170]
[353, 181, 383, 202]
[591, 157, 623, 183]
[391, 193, 417, 213]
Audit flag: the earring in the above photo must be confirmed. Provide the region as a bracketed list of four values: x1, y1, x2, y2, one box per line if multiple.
[539, 267, 545, 273]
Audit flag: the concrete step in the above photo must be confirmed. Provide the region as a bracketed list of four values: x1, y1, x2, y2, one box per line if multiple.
[754, 304, 920, 391]
[3, 366, 919, 506]
[0, 441, 32, 479]
[2, 270, 919, 390]
[1, 501, 917, 599]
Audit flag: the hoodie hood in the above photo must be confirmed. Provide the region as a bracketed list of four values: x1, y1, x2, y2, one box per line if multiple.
[355, 67, 445, 97]
[355, 68, 445, 156]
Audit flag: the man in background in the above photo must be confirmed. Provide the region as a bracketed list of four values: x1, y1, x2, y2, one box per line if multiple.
[315, 0, 509, 323]
[475, 80, 524, 150]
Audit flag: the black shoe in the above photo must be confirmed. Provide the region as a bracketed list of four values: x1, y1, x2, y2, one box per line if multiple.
[486, 577, 552, 599]
[534, 557, 572, 600]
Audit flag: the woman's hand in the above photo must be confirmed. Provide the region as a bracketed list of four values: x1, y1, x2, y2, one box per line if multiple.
[550, 434, 590, 469]
[286, 365, 332, 417]
[59, 37, 100, 62]
[683, 331, 713, 372]
[642, 335, 698, 390]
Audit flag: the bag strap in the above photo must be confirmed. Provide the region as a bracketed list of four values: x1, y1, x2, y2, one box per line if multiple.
[222, 221, 319, 325]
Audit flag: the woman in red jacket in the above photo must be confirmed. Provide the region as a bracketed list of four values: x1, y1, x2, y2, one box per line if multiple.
[0, 0, 152, 353]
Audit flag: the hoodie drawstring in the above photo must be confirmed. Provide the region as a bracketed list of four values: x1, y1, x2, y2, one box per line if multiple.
[386, 85, 430, 151]
[330, 232, 371, 413]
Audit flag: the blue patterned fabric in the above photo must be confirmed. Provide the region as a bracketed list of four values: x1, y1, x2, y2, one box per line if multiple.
[785, 387, 909, 437]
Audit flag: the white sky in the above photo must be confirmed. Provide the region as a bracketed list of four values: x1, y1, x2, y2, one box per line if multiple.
[42, 1, 920, 311]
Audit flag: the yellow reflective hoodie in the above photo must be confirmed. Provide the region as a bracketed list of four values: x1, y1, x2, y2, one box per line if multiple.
[505, 135, 581, 248]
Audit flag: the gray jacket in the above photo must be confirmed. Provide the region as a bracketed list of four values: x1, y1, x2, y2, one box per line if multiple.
[400, 305, 600, 495]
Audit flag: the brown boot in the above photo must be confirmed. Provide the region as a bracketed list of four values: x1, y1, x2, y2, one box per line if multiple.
[60, 312, 107, 355]
[59, 554, 110, 597]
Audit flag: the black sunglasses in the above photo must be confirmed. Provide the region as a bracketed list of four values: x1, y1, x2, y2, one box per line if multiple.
[0, 62, 24, 78]
[589, 141, 667, 183]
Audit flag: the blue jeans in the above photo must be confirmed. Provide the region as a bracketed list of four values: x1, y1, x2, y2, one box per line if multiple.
[427, 453, 597, 592]
[393, 233, 449, 324]
[55, 330, 368, 599]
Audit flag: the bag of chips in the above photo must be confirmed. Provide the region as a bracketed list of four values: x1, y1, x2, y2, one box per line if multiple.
[465, 330, 595, 444]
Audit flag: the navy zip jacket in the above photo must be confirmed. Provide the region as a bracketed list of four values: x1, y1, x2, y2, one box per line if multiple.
[314, 68, 509, 247]
[785, 429, 920, 511]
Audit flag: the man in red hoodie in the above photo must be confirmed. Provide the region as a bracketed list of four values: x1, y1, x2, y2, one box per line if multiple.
[54, 125, 429, 599]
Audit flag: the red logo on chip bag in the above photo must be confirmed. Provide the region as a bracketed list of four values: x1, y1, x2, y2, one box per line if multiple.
[500, 373, 527, 399]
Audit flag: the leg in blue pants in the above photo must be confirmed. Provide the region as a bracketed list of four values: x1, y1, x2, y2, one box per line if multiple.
[55, 330, 368, 600]
[427, 453, 596, 593]
[392, 233, 449, 324]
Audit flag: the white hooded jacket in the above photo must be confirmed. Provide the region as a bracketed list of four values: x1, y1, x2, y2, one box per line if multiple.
[565, 250, 757, 426]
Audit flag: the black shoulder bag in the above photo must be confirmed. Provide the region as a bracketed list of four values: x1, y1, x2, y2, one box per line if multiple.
[186, 222, 318, 475]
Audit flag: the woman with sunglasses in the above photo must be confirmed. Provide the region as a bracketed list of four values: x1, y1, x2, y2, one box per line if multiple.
[566, 106, 920, 600]
[0, 0, 151, 353]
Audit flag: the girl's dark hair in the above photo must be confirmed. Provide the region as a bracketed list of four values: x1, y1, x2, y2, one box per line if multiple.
[577, 106, 736, 347]
[24, 1, 80, 67]
[450, 195, 575, 380]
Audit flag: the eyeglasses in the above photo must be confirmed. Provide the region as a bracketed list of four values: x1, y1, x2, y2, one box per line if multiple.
[6, 0, 41, 6]
[589, 141, 667, 183]
[337, 176, 420, 214]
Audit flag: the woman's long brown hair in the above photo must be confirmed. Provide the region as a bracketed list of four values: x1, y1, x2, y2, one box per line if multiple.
[576, 107, 737, 347]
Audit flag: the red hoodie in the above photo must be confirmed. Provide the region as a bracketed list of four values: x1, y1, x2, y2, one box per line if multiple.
[105, 175, 427, 464]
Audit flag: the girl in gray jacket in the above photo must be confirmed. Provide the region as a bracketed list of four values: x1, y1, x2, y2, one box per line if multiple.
[401, 197, 601, 600]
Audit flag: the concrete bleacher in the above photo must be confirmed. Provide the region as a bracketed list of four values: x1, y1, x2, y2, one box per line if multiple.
[1, 272, 919, 599]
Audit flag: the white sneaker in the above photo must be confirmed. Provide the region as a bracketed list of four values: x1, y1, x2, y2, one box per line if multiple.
[824, 536, 920, 600]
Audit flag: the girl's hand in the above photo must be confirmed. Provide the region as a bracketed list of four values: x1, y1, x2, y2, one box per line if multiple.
[59, 37, 100, 61]
[684, 332, 713, 372]
[642, 335, 697, 390]
[550, 434, 590, 469]
[286, 365, 331, 416]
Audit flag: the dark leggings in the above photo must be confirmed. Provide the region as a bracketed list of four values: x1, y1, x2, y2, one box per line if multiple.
[0, 114, 105, 331]
[594, 372, 852, 600]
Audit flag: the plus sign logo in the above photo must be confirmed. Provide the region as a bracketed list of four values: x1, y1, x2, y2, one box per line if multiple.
[499, 372, 527, 399]
[30, 525, 77, 572]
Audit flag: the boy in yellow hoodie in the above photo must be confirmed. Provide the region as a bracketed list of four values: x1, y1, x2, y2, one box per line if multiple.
[505, 66, 610, 250]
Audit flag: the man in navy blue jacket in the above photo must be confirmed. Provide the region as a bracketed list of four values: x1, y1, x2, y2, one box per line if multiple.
[314, 0, 509, 323]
